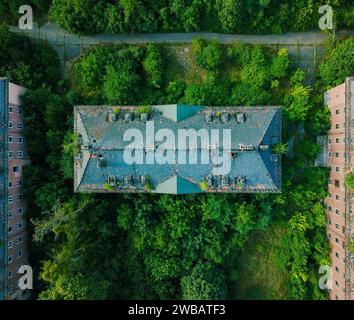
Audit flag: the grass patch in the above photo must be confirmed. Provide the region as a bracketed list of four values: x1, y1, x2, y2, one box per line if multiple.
[229, 223, 289, 300]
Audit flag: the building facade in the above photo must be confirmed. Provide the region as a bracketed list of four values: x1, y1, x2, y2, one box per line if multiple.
[325, 77, 354, 300]
[0, 78, 30, 300]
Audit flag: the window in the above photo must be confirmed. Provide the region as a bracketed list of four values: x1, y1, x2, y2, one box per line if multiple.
[8, 210, 13, 218]
[8, 181, 12, 188]
[335, 195, 340, 200]
[8, 226, 12, 234]
[9, 106, 13, 113]
[8, 271, 12, 279]
[335, 209, 340, 215]
[335, 295, 339, 300]
[16, 221, 23, 230]
[335, 180, 340, 187]
[328, 206, 332, 211]
[335, 281, 340, 287]
[17, 108, 23, 115]
[16, 250, 23, 258]
[335, 152, 339, 158]
[335, 252, 340, 258]
[8, 196, 13, 203]
[16, 137, 23, 144]
[8, 121, 13, 128]
[16, 180, 22, 187]
[336, 138, 339, 143]
[13, 166, 19, 172]
[336, 110, 340, 115]
[8, 286, 13, 294]
[8, 136, 13, 143]
[17, 122, 23, 129]
[335, 266, 339, 273]
[335, 238, 340, 244]
[16, 194, 22, 201]
[17, 208, 23, 215]
[329, 152, 332, 158]
[16, 236, 22, 244]
[336, 124, 340, 129]
[8, 151, 13, 159]
[8, 256, 13, 264]
[328, 233, 332, 239]
[335, 223, 340, 230]
[328, 219, 332, 225]
[335, 167, 340, 172]
[329, 192, 332, 198]
[16, 151, 23, 158]
[328, 138, 332, 144]
[8, 240, 13, 249]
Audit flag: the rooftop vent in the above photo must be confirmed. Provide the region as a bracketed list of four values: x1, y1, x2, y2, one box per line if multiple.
[141, 113, 149, 123]
[235, 176, 247, 188]
[221, 113, 230, 124]
[124, 112, 134, 123]
[108, 112, 117, 123]
[124, 175, 134, 186]
[205, 112, 213, 124]
[238, 144, 254, 151]
[221, 176, 230, 187]
[107, 175, 116, 186]
[236, 113, 246, 124]
[205, 174, 213, 186]
[260, 144, 269, 151]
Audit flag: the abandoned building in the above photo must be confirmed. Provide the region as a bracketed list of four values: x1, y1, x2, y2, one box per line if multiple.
[74, 104, 282, 194]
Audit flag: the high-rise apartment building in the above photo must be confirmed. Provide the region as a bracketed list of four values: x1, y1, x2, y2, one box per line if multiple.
[324, 77, 354, 300]
[0, 78, 30, 300]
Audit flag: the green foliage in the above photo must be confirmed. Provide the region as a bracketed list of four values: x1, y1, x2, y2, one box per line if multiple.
[0, 24, 60, 89]
[103, 65, 140, 104]
[196, 41, 223, 71]
[345, 172, 354, 188]
[270, 48, 290, 79]
[137, 105, 152, 115]
[142, 176, 154, 192]
[143, 44, 163, 88]
[200, 181, 208, 191]
[310, 106, 331, 136]
[215, 0, 243, 33]
[320, 38, 354, 88]
[272, 143, 288, 155]
[0, 0, 49, 24]
[48, 1, 354, 35]
[181, 263, 227, 299]
[283, 84, 311, 122]
[103, 183, 114, 192]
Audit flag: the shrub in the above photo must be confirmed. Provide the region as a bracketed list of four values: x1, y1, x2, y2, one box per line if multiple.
[103, 183, 114, 192]
[137, 106, 152, 115]
[345, 173, 354, 188]
[200, 181, 209, 191]
[196, 41, 223, 71]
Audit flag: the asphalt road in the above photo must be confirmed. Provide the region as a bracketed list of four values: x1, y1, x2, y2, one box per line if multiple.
[10, 22, 353, 46]
[9, 22, 353, 79]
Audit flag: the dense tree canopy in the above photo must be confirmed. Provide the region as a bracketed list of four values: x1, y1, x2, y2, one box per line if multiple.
[0, 24, 60, 89]
[47, 0, 354, 35]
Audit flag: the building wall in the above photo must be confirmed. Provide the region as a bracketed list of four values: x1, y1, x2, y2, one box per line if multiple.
[1, 81, 30, 300]
[325, 79, 354, 300]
